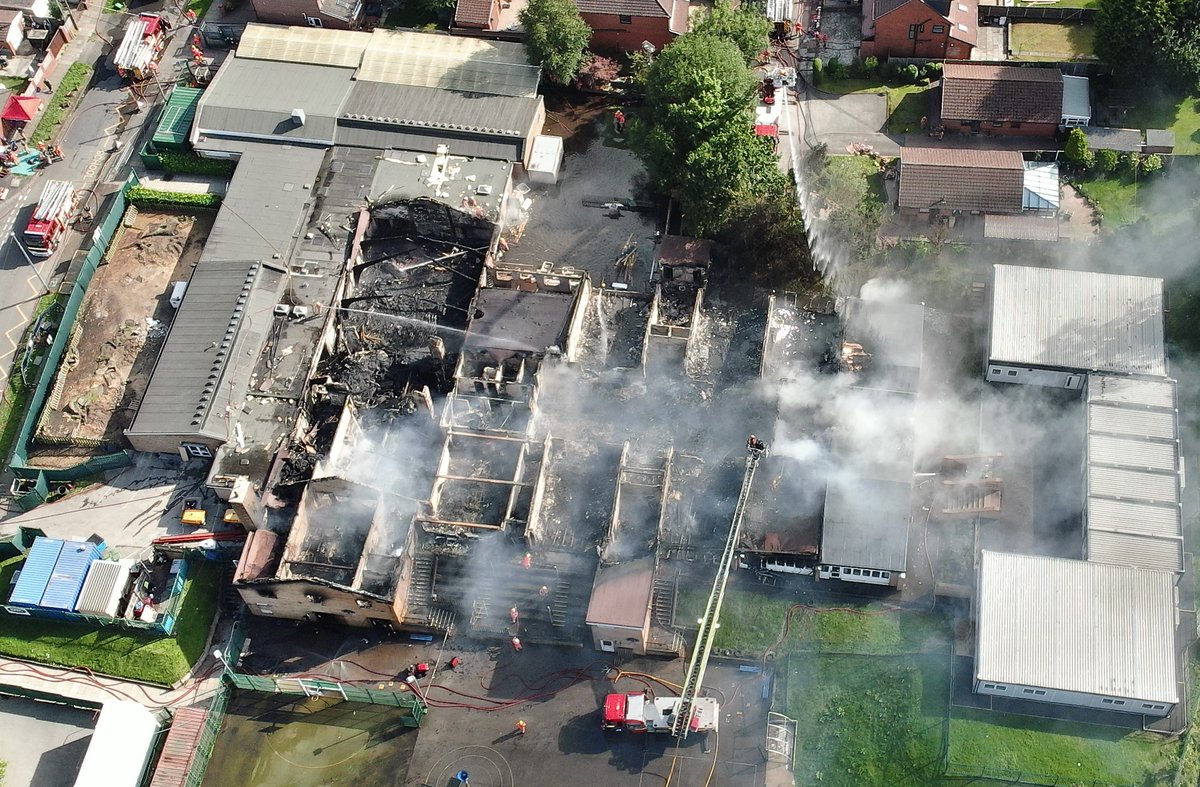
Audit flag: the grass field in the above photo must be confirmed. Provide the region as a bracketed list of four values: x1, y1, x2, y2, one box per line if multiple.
[1129, 93, 1200, 156]
[1073, 174, 1143, 227]
[818, 78, 934, 134]
[1009, 21, 1096, 61]
[784, 653, 949, 786]
[947, 707, 1179, 784]
[0, 559, 220, 685]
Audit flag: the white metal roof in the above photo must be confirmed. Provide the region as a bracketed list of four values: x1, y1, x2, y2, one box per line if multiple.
[358, 29, 540, 97]
[976, 550, 1177, 704]
[1061, 74, 1091, 121]
[236, 24, 368, 67]
[74, 700, 159, 787]
[989, 265, 1166, 376]
[1085, 374, 1182, 572]
[75, 559, 132, 617]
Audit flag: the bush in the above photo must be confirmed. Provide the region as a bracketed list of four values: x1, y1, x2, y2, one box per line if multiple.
[812, 57, 824, 85]
[1064, 128, 1094, 170]
[127, 186, 221, 209]
[1119, 151, 1140, 176]
[825, 58, 848, 80]
[863, 56, 879, 76]
[575, 53, 620, 90]
[1095, 148, 1119, 173]
[157, 151, 235, 177]
[901, 63, 921, 84]
[923, 62, 943, 81]
[1141, 153, 1163, 174]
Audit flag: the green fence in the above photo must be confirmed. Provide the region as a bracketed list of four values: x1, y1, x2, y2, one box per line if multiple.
[225, 672, 427, 725]
[6, 173, 142, 509]
[184, 678, 232, 787]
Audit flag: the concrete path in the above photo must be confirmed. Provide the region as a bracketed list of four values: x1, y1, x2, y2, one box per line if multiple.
[0, 656, 222, 710]
[0, 696, 95, 787]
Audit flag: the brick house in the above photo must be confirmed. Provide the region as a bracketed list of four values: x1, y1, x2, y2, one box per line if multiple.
[574, 0, 687, 54]
[453, 0, 501, 31]
[939, 63, 1064, 137]
[251, 0, 368, 29]
[898, 146, 1024, 215]
[861, 0, 976, 60]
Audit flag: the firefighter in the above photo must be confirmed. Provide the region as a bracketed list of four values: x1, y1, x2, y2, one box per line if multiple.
[510, 607, 520, 624]
[538, 585, 549, 597]
[613, 109, 626, 135]
[747, 434, 767, 453]
[511, 636, 522, 652]
[522, 552, 532, 570]
[516, 719, 527, 735]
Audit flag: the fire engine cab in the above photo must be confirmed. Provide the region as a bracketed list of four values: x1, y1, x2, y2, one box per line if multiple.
[23, 180, 76, 258]
[601, 692, 719, 734]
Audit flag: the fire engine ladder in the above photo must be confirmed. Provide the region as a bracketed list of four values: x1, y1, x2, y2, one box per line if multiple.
[670, 444, 763, 738]
[33, 181, 75, 222]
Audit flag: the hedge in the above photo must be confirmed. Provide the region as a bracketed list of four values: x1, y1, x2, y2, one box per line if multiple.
[29, 63, 94, 146]
[157, 151, 235, 177]
[127, 186, 222, 209]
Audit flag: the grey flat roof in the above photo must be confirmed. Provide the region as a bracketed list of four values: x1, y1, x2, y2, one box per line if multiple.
[976, 550, 1177, 704]
[1061, 74, 1091, 120]
[989, 265, 1166, 376]
[586, 556, 655, 629]
[843, 297, 924, 394]
[465, 289, 575, 354]
[195, 55, 354, 145]
[1083, 126, 1143, 153]
[127, 143, 325, 440]
[371, 149, 511, 216]
[1085, 374, 1182, 572]
[336, 123, 522, 161]
[821, 476, 912, 571]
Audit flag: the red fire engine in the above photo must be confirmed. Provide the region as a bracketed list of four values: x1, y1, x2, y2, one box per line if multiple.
[601, 692, 719, 734]
[23, 180, 76, 258]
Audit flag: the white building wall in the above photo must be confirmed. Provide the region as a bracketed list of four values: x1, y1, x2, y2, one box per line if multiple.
[986, 364, 1085, 389]
[974, 678, 1173, 716]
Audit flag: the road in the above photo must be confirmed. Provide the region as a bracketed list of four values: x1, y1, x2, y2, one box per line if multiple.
[0, 7, 200, 394]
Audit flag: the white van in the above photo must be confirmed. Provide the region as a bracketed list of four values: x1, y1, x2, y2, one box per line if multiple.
[169, 281, 187, 309]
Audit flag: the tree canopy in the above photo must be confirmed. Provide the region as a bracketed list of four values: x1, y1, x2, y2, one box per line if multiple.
[520, 0, 592, 85]
[1096, 0, 1200, 91]
[691, 0, 773, 64]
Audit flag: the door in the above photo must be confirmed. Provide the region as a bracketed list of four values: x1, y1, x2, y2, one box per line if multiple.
[599, 639, 615, 652]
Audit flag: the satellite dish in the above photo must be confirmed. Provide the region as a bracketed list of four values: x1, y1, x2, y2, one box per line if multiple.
[30, 0, 50, 17]
[641, 41, 656, 55]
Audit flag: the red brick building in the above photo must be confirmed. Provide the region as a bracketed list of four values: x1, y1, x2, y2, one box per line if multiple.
[453, 0, 501, 31]
[939, 63, 1064, 137]
[861, 0, 976, 60]
[574, 0, 687, 54]
[250, 0, 369, 30]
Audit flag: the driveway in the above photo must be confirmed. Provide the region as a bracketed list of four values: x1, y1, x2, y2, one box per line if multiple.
[0, 696, 95, 787]
[800, 89, 900, 156]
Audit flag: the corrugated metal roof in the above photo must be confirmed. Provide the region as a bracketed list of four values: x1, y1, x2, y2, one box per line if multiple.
[821, 476, 912, 571]
[40, 540, 102, 611]
[7, 537, 63, 606]
[342, 81, 540, 137]
[976, 550, 1177, 704]
[75, 700, 160, 787]
[152, 87, 203, 148]
[195, 55, 353, 145]
[149, 707, 208, 787]
[1086, 497, 1179, 538]
[127, 143, 322, 441]
[75, 560, 132, 617]
[357, 29, 540, 98]
[335, 123, 521, 161]
[983, 213, 1060, 242]
[1088, 404, 1175, 440]
[236, 25, 369, 68]
[1088, 465, 1178, 504]
[1088, 433, 1177, 472]
[989, 265, 1166, 375]
[1088, 375, 1176, 408]
[1087, 530, 1183, 574]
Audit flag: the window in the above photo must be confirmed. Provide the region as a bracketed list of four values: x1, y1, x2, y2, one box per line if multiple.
[355, 599, 372, 608]
[256, 604, 275, 615]
[1103, 699, 1114, 704]
[257, 588, 277, 599]
[4, 606, 30, 616]
[305, 15, 323, 26]
[908, 23, 919, 39]
[599, 639, 616, 652]
[1034, 690, 1046, 696]
[994, 685, 1007, 691]
[983, 683, 995, 689]
[1011, 121, 1022, 129]
[1114, 700, 1126, 705]
[990, 369, 1000, 375]
[618, 14, 632, 23]
[958, 22, 968, 31]
[182, 442, 213, 459]
[1007, 370, 1018, 376]
[932, 24, 945, 33]
[992, 121, 1004, 128]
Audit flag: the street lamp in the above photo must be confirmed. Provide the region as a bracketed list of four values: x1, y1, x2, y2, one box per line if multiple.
[212, 648, 230, 674]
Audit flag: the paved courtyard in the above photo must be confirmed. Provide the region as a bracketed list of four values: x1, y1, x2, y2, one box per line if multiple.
[0, 697, 95, 787]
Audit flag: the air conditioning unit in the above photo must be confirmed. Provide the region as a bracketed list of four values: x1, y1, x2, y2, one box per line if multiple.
[291, 305, 311, 319]
[273, 304, 291, 317]
[476, 184, 493, 196]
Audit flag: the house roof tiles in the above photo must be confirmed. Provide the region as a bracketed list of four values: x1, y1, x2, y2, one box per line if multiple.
[941, 63, 1063, 124]
[899, 146, 1025, 213]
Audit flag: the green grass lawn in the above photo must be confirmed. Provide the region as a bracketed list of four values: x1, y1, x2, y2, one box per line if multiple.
[1073, 174, 1143, 227]
[187, 0, 217, 18]
[1010, 21, 1096, 60]
[0, 559, 221, 685]
[818, 78, 934, 134]
[678, 586, 950, 658]
[785, 653, 950, 786]
[948, 707, 1179, 784]
[1128, 93, 1200, 155]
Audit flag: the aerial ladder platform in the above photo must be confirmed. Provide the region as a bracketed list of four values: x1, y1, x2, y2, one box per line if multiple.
[670, 436, 767, 738]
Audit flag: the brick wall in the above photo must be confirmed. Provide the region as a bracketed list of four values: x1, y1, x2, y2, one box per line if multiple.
[942, 119, 1057, 137]
[871, 1, 972, 60]
[250, 0, 356, 29]
[582, 12, 675, 54]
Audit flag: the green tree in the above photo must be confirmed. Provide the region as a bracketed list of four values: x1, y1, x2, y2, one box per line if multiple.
[1064, 128, 1094, 169]
[717, 184, 816, 288]
[631, 33, 757, 188]
[1096, 0, 1200, 90]
[678, 121, 786, 235]
[692, 0, 772, 63]
[1142, 152, 1164, 174]
[1095, 148, 1119, 173]
[520, 0, 591, 85]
